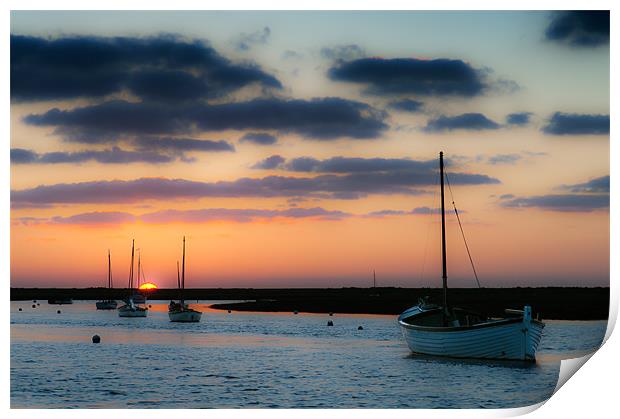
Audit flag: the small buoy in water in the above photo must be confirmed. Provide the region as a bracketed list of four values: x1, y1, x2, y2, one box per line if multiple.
[32, 304, 36, 309]
[148, 305, 152, 308]
[18, 308, 22, 311]
[37, 303, 40, 306]
[92, 335, 101, 344]
[329, 312, 334, 316]
[293, 310, 298, 315]
[358, 326, 364, 330]
[228, 310, 231, 313]
[57, 310, 61, 314]
[327, 320, 334, 326]
[33, 300, 37, 303]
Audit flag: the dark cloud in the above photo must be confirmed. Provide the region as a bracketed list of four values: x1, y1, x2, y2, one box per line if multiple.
[134, 136, 235, 152]
[328, 57, 486, 97]
[501, 194, 609, 212]
[320, 44, 366, 61]
[487, 154, 522, 165]
[11, 170, 499, 207]
[561, 176, 609, 193]
[424, 113, 500, 132]
[25, 98, 388, 141]
[545, 11, 610, 47]
[11, 34, 281, 102]
[235, 27, 271, 51]
[239, 132, 278, 145]
[125, 69, 209, 102]
[501, 174, 609, 212]
[10, 148, 38, 164]
[387, 99, 424, 113]
[11, 147, 175, 165]
[283, 156, 436, 173]
[542, 112, 609, 135]
[252, 155, 286, 170]
[506, 112, 533, 126]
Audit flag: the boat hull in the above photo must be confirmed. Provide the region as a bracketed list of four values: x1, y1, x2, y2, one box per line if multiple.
[118, 305, 148, 317]
[96, 300, 118, 310]
[47, 299, 73, 305]
[398, 306, 544, 361]
[168, 309, 202, 322]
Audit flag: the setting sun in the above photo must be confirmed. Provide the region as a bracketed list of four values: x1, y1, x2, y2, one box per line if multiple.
[138, 282, 158, 291]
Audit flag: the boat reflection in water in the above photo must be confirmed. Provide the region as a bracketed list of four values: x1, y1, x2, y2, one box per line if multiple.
[398, 152, 544, 361]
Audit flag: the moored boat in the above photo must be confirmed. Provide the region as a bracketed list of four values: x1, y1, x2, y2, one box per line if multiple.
[96, 250, 118, 310]
[168, 237, 202, 323]
[47, 298, 73, 305]
[118, 239, 148, 318]
[398, 152, 544, 361]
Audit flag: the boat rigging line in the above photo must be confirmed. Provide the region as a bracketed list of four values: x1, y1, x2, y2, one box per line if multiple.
[444, 170, 482, 289]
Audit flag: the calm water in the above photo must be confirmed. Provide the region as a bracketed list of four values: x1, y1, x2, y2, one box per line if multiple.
[11, 300, 606, 409]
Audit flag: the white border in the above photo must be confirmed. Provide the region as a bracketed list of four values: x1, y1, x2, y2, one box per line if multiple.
[3, 2, 617, 419]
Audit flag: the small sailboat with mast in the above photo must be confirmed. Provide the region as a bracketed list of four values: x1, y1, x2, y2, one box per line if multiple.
[118, 239, 148, 318]
[168, 236, 202, 322]
[131, 249, 147, 304]
[96, 250, 118, 310]
[398, 152, 544, 361]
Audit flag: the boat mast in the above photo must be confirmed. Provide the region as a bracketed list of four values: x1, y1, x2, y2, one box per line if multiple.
[137, 251, 141, 289]
[129, 240, 135, 295]
[108, 250, 112, 289]
[439, 152, 448, 315]
[181, 236, 186, 306]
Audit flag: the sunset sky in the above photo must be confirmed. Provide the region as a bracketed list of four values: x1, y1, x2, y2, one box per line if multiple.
[10, 11, 610, 288]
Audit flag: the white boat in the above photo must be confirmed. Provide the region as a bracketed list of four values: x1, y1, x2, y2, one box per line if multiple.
[398, 152, 544, 361]
[118, 239, 148, 318]
[118, 299, 148, 317]
[96, 250, 118, 310]
[168, 237, 202, 323]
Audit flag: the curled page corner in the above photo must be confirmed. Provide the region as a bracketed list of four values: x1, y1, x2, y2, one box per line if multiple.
[552, 299, 616, 397]
[554, 352, 595, 394]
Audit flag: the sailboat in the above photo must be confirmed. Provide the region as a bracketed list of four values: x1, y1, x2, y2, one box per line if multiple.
[131, 250, 147, 304]
[118, 239, 148, 318]
[398, 152, 544, 361]
[96, 250, 118, 310]
[168, 236, 202, 322]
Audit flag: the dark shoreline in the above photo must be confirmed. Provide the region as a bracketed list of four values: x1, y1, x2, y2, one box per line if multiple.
[10, 287, 609, 320]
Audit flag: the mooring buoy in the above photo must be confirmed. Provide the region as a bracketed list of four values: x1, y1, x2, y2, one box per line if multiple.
[327, 320, 334, 326]
[358, 326, 364, 330]
[18, 308, 22, 311]
[57, 310, 61, 314]
[92, 335, 101, 344]
[31, 304, 36, 309]
[293, 310, 298, 315]
[33, 300, 37, 303]
[148, 305, 152, 308]
[37, 303, 40, 306]
[329, 312, 334, 316]
[228, 310, 231, 313]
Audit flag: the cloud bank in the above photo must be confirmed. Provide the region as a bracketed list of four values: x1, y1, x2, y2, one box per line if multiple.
[11, 34, 281, 102]
[542, 112, 609, 135]
[328, 57, 486, 97]
[545, 11, 610, 47]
